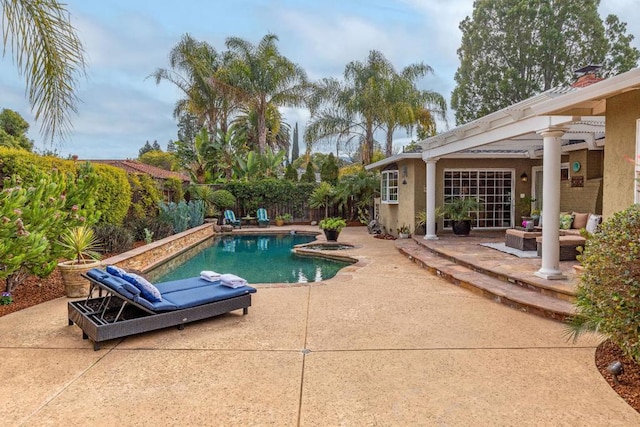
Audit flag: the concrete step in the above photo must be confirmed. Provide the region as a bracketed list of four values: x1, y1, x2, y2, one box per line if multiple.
[397, 241, 575, 322]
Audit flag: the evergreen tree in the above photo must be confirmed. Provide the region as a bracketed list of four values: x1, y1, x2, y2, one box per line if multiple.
[284, 163, 298, 181]
[167, 140, 176, 152]
[152, 140, 162, 151]
[451, 0, 639, 125]
[291, 122, 299, 162]
[320, 152, 339, 185]
[138, 141, 153, 157]
[0, 108, 33, 151]
[302, 161, 316, 183]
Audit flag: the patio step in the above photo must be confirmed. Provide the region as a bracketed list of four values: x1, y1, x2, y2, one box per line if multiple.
[397, 240, 575, 322]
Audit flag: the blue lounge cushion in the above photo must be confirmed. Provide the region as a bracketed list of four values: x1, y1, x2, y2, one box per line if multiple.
[106, 265, 127, 277]
[122, 273, 162, 303]
[154, 276, 214, 294]
[161, 283, 256, 309]
[133, 295, 178, 312]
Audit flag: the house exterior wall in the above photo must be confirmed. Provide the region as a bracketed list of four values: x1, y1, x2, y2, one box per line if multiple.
[435, 158, 541, 229]
[378, 159, 424, 235]
[559, 149, 603, 214]
[603, 90, 640, 218]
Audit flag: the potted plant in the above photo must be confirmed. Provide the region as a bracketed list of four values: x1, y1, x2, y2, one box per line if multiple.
[439, 196, 481, 236]
[282, 213, 293, 225]
[57, 226, 102, 297]
[319, 217, 347, 241]
[275, 215, 286, 226]
[397, 224, 411, 239]
[415, 210, 427, 235]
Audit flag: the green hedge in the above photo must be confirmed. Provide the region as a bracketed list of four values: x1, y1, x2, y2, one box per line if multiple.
[222, 179, 315, 218]
[0, 148, 132, 225]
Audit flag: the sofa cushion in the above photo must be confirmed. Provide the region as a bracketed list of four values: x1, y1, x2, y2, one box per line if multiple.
[122, 273, 162, 303]
[572, 212, 589, 229]
[559, 214, 574, 230]
[585, 214, 602, 234]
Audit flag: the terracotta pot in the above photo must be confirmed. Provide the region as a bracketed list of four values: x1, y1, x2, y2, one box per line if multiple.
[275, 219, 285, 226]
[57, 260, 102, 298]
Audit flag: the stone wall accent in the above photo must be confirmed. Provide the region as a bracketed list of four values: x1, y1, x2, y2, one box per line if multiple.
[560, 178, 602, 214]
[102, 223, 215, 272]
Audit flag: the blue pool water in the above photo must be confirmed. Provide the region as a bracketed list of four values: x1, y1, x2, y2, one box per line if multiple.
[152, 233, 352, 284]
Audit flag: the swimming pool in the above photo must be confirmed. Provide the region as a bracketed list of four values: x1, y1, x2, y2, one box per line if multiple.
[149, 233, 352, 284]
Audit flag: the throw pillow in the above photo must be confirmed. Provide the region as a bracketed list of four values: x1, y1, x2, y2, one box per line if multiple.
[572, 212, 589, 229]
[559, 214, 574, 230]
[122, 273, 162, 302]
[585, 214, 602, 234]
[106, 265, 127, 277]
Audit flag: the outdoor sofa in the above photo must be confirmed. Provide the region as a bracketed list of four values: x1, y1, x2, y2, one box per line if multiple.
[68, 268, 256, 350]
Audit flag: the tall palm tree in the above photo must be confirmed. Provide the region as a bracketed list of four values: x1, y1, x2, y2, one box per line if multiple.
[305, 50, 394, 165]
[150, 34, 240, 134]
[1, 0, 86, 142]
[224, 33, 309, 154]
[380, 64, 447, 156]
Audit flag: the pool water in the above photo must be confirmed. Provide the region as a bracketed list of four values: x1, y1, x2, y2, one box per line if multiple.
[152, 234, 352, 284]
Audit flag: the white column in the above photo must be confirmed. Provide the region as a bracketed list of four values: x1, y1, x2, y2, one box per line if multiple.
[424, 158, 439, 240]
[535, 128, 566, 280]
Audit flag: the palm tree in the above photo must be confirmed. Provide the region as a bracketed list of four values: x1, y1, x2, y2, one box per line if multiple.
[150, 34, 240, 134]
[1, 0, 86, 142]
[306, 50, 394, 165]
[224, 33, 309, 154]
[380, 64, 447, 156]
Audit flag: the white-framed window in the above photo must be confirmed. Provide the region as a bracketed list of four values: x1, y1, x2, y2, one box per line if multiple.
[381, 170, 399, 204]
[443, 169, 514, 228]
[560, 162, 570, 181]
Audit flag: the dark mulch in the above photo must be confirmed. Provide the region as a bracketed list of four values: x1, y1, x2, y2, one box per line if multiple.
[1, 262, 639, 413]
[595, 339, 640, 412]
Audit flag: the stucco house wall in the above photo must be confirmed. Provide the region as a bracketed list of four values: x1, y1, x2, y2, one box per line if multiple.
[603, 90, 640, 218]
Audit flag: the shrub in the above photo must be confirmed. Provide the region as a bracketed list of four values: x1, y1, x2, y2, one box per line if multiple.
[211, 189, 236, 210]
[128, 217, 173, 241]
[126, 173, 161, 223]
[93, 164, 131, 225]
[158, 201, 190, 233]
[319, 217, 346, 232]
[569, 204, 640, 363]
[187, 199, 205, 228]
[94, 224, 134, 254]
[0, 165, 100, 292]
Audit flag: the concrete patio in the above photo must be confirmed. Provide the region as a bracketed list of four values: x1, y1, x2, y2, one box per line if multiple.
[1, 226, 638, 426]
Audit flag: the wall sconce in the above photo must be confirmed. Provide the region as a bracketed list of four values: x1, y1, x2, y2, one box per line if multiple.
[402, 165, 408, 185]
[520, 172, 528, 183]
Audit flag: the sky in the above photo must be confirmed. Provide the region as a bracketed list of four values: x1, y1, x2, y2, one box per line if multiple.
[1, 0, 639, 160]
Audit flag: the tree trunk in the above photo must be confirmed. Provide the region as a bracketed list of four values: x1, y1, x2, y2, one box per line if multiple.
[385, 125, 394, 157]
[257, 101, 267, 155]
[363, 120, 374, 165]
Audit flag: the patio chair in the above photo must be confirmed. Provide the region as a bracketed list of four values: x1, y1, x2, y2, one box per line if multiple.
[68, 267, 256, 350]
[223, 210, 241, 228]
[257, 208, 270, 227]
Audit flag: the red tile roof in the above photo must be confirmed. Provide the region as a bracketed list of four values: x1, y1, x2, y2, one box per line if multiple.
[87, 159, 190, 182]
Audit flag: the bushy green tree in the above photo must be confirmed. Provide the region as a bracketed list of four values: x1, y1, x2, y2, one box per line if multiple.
[0, 109, 33, 151]
[309, 182, 335, 218]
[139, 150, 177, 171]
[320, 152, 339, 185]
[451, 0, 640, 124]
[302, 161, 316, 183]
[284, 163, 298, 181]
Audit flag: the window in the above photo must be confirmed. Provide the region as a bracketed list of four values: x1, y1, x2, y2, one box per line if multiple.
[560, 163, 570, 181]
[443, 169, 514, 228]
[381, 170, 398, 204]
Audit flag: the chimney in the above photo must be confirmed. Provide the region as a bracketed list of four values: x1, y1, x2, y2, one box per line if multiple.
[572, 64, 604, 88]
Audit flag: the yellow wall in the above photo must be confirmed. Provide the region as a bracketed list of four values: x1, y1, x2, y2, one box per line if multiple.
[603, 90, 640, 218]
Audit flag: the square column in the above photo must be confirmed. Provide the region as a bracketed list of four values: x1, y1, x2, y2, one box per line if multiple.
[424, 158, 438, 240]
[535, 128, 566, 280]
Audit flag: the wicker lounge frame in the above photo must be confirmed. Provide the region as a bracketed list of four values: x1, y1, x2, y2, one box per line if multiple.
[68, 273, 253, 350]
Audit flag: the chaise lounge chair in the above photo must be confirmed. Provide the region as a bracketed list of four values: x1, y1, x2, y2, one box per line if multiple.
[68, 267, 256, 350]
[257, 208, 270, 228]
[224, 210, 241, 228]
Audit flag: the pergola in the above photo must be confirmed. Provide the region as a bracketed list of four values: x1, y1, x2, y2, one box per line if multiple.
[420, 87, 605, 280]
